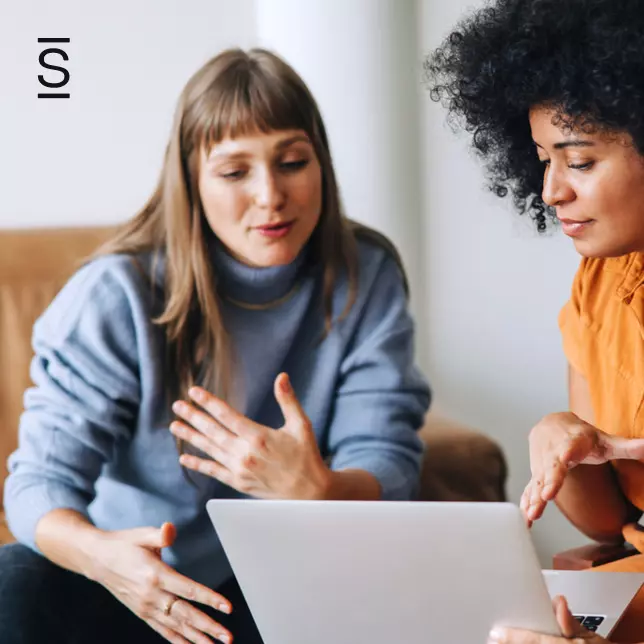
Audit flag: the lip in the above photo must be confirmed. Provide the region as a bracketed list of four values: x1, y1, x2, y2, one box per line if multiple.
[558, 218, 594, 238]
[254, 221, 295, 239]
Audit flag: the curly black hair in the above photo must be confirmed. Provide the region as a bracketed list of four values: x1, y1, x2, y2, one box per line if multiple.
[424, 0, 644, 232]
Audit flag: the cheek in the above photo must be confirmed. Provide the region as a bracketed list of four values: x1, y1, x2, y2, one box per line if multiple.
[593, 169, 644, 224]
[573, 166, 623, 215]
[576, 166, 644, 250]
[290, 170, 322, 217]
[199, 179, 249, 231]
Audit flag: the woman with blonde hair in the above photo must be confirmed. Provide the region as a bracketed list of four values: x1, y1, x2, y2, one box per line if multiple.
[0, 48, 429, 644]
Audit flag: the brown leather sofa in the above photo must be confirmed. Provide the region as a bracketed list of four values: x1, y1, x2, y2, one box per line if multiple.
[0, 227, 508, 545]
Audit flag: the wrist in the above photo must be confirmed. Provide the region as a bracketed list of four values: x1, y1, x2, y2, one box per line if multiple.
[535, 411, 593, 439]
[301, 464, 333, 500]
[545, 411, 585, 426]
[35, 508, 108, 580]
[76, 528, 113, 581]
[309, 469, 382, 501]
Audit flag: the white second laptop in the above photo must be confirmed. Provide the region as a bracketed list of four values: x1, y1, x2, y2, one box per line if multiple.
[206, 500, 643, 644]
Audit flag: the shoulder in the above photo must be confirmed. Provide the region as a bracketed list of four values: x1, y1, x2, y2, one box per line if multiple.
[35, 252, 156, 346]
[329, 228, 410, 336]
[353, 227, 407, 294]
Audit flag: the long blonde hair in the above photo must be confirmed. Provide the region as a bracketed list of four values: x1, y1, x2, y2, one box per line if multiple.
[94, 48, 407, 413]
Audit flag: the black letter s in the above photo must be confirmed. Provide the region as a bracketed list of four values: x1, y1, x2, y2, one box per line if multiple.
[38, 48, 70, 88]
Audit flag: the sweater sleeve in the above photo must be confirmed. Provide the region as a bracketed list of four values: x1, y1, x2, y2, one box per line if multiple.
[4, 258, 141, 551]
[326, 256, 431, 500]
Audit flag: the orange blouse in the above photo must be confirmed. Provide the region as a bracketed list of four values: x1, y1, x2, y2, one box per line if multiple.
[559, 252, 644, 510]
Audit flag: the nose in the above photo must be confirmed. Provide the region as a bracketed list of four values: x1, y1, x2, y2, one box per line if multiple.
[541, 163, 576, 208]
[253, 168, 286, 211]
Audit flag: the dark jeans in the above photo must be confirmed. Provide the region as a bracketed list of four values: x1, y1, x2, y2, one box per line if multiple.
[0, 543, 264, 644]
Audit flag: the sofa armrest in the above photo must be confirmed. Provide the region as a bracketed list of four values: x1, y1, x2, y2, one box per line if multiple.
[0, 511, 15, 545]
[417, 413, 507, 502]
[553, 542, 638, 570]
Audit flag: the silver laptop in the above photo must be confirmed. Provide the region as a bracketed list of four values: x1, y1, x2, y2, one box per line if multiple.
[206, 500, 643, 644]
[543, 569, 643, 638]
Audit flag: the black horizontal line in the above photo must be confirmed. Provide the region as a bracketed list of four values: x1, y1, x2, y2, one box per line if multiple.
[38, 38, 70, 43]
[38, 93, 70, 99]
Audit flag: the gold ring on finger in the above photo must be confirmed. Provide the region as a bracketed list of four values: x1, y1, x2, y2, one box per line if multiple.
[163, 596, 179, 617]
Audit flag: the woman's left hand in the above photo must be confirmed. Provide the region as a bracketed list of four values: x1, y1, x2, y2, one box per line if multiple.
[170, 372, 331, 499]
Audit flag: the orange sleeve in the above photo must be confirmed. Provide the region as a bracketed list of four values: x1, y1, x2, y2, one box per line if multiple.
[558, 260, 586, 376]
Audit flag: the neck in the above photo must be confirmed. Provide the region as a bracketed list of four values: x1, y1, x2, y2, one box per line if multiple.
[211, 240, 309, 307]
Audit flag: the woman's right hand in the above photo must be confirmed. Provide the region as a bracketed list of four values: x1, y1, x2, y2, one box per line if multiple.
[488, 595, 609, 643]
[521, 412, 644, 527]
[87, 522, 233, 644]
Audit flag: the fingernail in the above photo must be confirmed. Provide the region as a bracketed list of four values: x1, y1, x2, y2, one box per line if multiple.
[172, 400, 188, 414]
[219, 634, 231, 644]
[189, 387, 204, 401]
[488, 628, 505, 642]
[280, 374, 291, 394]
[220, 602, 232, 614]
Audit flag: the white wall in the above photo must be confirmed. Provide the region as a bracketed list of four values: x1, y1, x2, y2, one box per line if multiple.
[255, 0, 427, 367]
[419, 0, 588, 563]
[0, 0, 256, 229]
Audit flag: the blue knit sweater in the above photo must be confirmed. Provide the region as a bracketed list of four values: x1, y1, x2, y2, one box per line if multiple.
[5, 238, 430, 589]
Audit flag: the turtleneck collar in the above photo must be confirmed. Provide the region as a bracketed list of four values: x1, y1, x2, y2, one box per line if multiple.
[211, 239, 310, 306]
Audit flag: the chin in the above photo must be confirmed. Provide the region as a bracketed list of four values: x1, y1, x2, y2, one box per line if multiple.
[572, 237, 637, 259]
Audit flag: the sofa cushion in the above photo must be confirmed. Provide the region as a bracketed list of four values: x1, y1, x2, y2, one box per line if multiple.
[0, 227, 115, 511]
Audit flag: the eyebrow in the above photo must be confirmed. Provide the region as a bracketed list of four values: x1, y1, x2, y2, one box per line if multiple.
[534, 140, 596, 150]
[275, 134, 311, 149]
[209, 134, 312, 161]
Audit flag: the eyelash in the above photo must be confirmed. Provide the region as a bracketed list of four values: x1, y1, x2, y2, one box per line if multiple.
[281, 159, 309, 171]
[539, 160, 595, 171]
[220, 159, 310, 181]
[220, 170, 245, 180]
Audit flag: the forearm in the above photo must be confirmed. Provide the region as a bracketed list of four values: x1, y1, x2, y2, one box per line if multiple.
[318, 469, 382, 500]
[555, 463, 640, 543]
[35, 508, 106, 578]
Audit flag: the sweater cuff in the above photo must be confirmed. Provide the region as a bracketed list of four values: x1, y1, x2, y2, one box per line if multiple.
[4, 481, 92, 552]
[331, 454, 421, 501]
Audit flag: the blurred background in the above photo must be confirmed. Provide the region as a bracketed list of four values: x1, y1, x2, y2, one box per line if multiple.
[1, 0, 583, 565]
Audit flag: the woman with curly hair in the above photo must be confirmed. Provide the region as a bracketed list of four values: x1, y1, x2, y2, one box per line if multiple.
[427, 0, 644, 641]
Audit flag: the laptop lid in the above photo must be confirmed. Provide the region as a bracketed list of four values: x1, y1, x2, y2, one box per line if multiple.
[206, 500, 560, 644]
